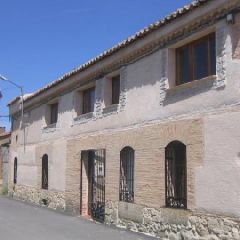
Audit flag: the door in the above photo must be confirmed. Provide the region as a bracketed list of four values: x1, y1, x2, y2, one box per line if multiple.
[81, 149, 105, 222]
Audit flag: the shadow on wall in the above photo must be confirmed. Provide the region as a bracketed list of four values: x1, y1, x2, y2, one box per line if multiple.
[163, 79, 215, 106]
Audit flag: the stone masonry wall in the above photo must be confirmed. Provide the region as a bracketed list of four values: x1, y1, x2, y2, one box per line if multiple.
[105, 201, 240, 240]
[10, 185, 66, 211]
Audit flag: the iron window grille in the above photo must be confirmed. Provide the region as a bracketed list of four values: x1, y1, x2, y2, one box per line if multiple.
[13, 157, 17, 184]
[120, 147, 134, 203]
[165, 141, 187, 209]
[42, 154, 48, 190]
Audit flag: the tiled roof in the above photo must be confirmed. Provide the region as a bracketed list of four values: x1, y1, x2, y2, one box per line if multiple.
[0, 132, 11, 138]
[9, 0, 211, 106]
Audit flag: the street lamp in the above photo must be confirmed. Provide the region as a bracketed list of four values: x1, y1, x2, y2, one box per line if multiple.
[0, 74, 25, 151]
[0, 74, 24, 127]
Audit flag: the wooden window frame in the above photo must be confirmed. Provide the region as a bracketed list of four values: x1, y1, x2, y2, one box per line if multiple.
[50, 103, 58, 125]
[82, 87, 95, 114]
[111, 75, 120, 105]
[176, 33, 216, 85]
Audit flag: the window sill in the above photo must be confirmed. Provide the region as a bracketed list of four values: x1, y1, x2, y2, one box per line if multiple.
[102, 104, 119, 115]
[42, 123, 57, 133]
[167, 75, 216, 93]
[73, 112, 94, 125]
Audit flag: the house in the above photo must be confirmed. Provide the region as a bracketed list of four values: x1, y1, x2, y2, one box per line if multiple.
[7, 0, 240, 238]
[0, 128, 10, 191]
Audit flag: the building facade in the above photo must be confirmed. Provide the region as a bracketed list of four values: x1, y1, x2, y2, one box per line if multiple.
[0, 128, 10, 191]
[7, 0, 240, 239]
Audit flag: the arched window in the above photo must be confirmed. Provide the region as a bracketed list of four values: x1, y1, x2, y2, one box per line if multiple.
[42, 154, 48, 190]
[165, 141, 187, 209]
[13, 157, 17, 184]
[120, 147, 134, 203]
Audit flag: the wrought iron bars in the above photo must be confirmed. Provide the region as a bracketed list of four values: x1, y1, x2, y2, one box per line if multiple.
[119, 147, 134, 203]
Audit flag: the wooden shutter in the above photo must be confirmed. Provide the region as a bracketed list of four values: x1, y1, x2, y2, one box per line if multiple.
[112, 75, 120, 104]
[83, 87, 95, 114]
[50, 103, 58, 124]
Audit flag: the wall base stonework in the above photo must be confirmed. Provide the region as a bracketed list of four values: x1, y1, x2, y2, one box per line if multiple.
[10, 185, 66, 211]
[105, 201, 240, 240]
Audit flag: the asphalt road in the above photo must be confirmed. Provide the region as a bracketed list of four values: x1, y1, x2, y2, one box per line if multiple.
[0, 196, 154, 240]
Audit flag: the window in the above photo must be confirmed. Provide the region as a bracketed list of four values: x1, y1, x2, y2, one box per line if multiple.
[82, 87, 95, 114]
[42, 154, 48, 190]
[165, 141, 187, 209]
[13, 157, 17, 184]
[112, 75, 120, 104]
[50, 103, 58, 125]
[120, 147, 134, 203]
[176, 33, 216, 85]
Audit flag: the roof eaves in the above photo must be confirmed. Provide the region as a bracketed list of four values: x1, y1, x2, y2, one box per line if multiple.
[8, 0, 210, 106]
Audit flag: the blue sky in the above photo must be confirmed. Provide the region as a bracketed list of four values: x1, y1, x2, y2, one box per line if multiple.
[0, 0, 191, 130]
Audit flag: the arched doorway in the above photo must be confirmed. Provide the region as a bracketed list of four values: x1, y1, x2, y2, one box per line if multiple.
[165, 141, 187, 209]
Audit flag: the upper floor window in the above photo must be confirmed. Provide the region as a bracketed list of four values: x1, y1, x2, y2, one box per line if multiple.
[176, 33, 216, 85]
[119, 146, 134, 203]
[50, 103, 58, 125]
[111, 75, 120, 105]
[82, 87, 95, 114]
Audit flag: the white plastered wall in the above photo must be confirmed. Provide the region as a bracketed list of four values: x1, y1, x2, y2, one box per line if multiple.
[8, 2, 240, 216]
[196, 110, 240, 217]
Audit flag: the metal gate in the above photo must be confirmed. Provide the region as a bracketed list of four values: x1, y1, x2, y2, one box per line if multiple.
[81, 149, 105, 222]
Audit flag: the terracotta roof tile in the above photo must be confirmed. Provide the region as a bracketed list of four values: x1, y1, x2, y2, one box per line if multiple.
[0, 132, 11, 138]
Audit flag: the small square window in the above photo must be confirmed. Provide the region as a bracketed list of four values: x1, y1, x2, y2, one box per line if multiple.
[82, 87, 95, 114]
[111, 75, 120, 105]
[50, 103, 58, 125]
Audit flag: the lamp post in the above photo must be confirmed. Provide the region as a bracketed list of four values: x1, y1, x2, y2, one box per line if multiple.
[0, 74, 25, 150]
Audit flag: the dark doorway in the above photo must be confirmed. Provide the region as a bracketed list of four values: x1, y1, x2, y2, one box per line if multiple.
[165, 141, 187, 209]
[81, 149, 105, 222]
